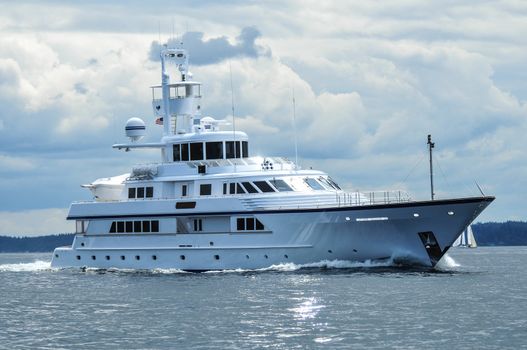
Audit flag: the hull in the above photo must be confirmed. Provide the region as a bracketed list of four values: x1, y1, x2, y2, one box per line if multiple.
[51, 196, 494, 270]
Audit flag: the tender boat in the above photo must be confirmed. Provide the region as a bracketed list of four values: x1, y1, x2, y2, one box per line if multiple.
[51, 46, 494, 270]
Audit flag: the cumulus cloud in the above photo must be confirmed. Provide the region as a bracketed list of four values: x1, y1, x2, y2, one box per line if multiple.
[148, 27, 270, 65]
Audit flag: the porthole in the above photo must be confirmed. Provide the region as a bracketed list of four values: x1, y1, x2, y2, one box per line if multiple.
[214, 255, 220, 260]
[135, 255, 140, 260]
[209, 241, 214, 246]
[180, 255, 185, 260]
[105, 255, 110, 260]
[76, 255, 81, 260]
[81, 242, 85, 247]
[413, 213, 420, 217]
[91, 255, 96, 260]
[284, 254, 288, 259]
[353, 249, 358, 253]
[152, 255, 157, 260]
[120, 255, 125, 260]
[264, 254, 268, 259]
[328, 250, 333, 253]
[246, 255, 250, 259]
[448, 211, 454, 216]
[55, 254, 59, 258]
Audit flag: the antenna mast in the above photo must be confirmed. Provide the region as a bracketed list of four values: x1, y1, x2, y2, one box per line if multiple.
[427, 134, 435, 200]
[229, 62, 237, 172]
[292, 88, 299, 170]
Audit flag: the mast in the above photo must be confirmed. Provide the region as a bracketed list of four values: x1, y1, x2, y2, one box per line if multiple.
[427, 134, 435, 200]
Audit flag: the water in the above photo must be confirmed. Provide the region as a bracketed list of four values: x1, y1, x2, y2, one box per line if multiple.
[1, 247, 526, 349]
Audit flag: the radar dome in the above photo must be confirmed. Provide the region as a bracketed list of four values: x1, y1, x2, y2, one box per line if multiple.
[125, 117, 146, 142]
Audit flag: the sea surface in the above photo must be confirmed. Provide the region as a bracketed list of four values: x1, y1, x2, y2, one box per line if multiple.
[0, 247, 526, 349]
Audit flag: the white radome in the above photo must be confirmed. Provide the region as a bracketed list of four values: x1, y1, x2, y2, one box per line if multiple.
[125, 117, 146, 142]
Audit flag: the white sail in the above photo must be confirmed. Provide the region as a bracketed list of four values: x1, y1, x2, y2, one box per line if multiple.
[453, 225, 477, 248]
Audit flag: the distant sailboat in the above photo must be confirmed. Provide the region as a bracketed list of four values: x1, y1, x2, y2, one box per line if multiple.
[454, 225, 477, 248]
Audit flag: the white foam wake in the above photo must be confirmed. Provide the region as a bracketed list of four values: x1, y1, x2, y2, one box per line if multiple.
[436, 253, 460, 270]
[0, 260, 53, 272]
[201, 258, 398, 274]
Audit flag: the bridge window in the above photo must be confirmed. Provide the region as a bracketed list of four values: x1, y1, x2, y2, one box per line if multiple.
[190, 142, 204, 161]
[269, 179, 293, 192]
[236, 183, 246, 194]
[206, 142, 223, 160]
[304, 178, 325, 190]
[253, 181, 276, 193]
[242, 182, 258, 193]
[128, 188, 136, 199]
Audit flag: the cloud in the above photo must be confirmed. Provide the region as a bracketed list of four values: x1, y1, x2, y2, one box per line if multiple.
[148, 27, 270, 65]
[0, 208, 73, 236]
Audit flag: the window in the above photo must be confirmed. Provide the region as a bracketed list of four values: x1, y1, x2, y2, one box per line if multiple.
[229, 183, 236, 194]
[146, 187, 153, 198]
[181, 143, 189, 161]
[182, 184, 187, 197]
[236, 183, 246, 194]
[173, 144, 181, 162]
[117, 221, 125, 233]
[225, 141, 241, 159]
[253, 181, 276, 193]
[190, 142, 204, 161]
[236, 217, 265, 231]
[246, 218, 255, 230]
[242, 182, 258, 193]
[137, 187, 145, 198]
[76, 220, 88, 233]
[225, 141, 235, 158]
[193, 219, 203, 232]
[206, 142, 223, 160]
[237, 218, 244, 230]
[269, 179, 293, 192]
[143, 221, 151, 233]
[318, 177, 335, 190]
[304, 178, 325, 190]
[223, 183, 227, 195]
[109, 220, 159, 233]
[242, 141, 249, 158]
[200, 184, 212, 196]
[128, 187, 136, 199]
[327, 177, 342, 190]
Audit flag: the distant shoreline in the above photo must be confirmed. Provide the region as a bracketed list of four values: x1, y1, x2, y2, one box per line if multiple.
[1, 221, 526, 252]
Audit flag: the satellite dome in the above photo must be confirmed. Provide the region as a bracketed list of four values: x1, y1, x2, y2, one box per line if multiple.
[125, 117, 146, 142]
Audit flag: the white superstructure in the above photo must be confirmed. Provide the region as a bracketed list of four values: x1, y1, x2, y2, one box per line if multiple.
[51, 46, 494, 270]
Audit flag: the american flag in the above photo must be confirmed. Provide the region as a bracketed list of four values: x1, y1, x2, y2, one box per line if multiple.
[155, 117, 163, 125]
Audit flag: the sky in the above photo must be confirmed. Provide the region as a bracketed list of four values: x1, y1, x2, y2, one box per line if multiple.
[0, 0, 526, 236]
